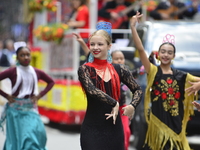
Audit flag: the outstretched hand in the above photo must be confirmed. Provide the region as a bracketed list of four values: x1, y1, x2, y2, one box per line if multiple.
[130, 11, 143, 27]
[185, 81, 200, 96]
[122, 105, 135, 120]
[73, 32, 90, 55]
[73, 33, 84, 43]
[192, 101, 200, 112]
[105, 102, 119, 125]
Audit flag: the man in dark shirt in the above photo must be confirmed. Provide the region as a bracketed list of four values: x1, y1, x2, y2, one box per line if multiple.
[0, 41, 10, 67]
[149, 0, 198, 20]
[98, 0, 142, 42]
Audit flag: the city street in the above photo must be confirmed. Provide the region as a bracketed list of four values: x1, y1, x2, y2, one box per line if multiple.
[0, 117, 135, 150]
[0, 115, 200, 150]
[0, 0, 200, 149]
[0, 116, 81, 150]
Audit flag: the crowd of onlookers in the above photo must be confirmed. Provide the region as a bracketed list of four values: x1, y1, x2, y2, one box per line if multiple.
[67, 0, 200, 42]
[1, 0, 200, 68]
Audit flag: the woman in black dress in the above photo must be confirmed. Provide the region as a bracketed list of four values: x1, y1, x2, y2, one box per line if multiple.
[77, 22, 142, 150]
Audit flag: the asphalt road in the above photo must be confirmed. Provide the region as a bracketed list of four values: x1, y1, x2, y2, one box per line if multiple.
[0, 119, 135, 150]
[1, 117, 200, 150]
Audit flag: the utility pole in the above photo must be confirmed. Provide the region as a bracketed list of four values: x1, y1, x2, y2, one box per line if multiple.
[89, 0, 98, 33]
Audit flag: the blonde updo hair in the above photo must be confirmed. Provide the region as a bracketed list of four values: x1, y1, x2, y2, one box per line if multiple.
[89, 30, 112, 45]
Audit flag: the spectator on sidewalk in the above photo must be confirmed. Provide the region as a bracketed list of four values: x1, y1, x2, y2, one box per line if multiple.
[4, 39, 16, 67]
[66, 0, 90, 65]
[0, 40, 10, 67]
[149, 0, 198, 20]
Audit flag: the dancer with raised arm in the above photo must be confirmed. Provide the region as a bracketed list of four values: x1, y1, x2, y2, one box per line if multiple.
[130, 12, 200, 150]
[78, 21, 142, 150]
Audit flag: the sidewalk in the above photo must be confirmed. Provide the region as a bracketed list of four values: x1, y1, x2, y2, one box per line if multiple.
[193, 12, 200, 21]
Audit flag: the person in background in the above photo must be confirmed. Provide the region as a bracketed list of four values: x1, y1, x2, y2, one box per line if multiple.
[0, 42, 55, 150]
[98, 0, 143, 42]
[130, 11, 200, 150]
[0, 40, 10, 106]
[192, 101, 200, 111]
[185, 80, 200, 96]
[0, 40, 10, 67]
[185, 80, 200, 112]
[98, 0, 113, 10]
[77, 21, 142, 150]
[67, 0, 90, 65]
[111, 50, 131, 150]
[67, 0, 89, 39]
[3, 39, 16, 67]
[149, 0, 198, 20]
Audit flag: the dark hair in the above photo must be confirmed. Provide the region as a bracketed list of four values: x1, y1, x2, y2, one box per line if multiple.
[158, 42, 176, 54]
[16, 46, 30, 55]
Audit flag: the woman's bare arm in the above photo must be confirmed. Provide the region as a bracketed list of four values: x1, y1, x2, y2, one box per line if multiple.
[130, 12, 151, 73]
[73, 33, 89, 56]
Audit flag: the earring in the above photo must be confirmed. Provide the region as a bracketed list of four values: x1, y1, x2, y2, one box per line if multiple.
[171, 59, 174, 64]
[88, 53, 94, 63]
[157, 56, 160, 64]
[16, 61, 20, 66]
[107, 50, 112, 63]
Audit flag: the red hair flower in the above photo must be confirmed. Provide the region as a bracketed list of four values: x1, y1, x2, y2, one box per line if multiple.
[154, 51, 158, 59]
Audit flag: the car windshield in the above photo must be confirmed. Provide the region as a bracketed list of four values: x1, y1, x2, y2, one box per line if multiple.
[142, 21, 200, 76]
[145, 22, 200, 55]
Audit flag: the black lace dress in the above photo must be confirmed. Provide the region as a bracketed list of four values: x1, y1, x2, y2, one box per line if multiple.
[78, 64, 142, 150]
